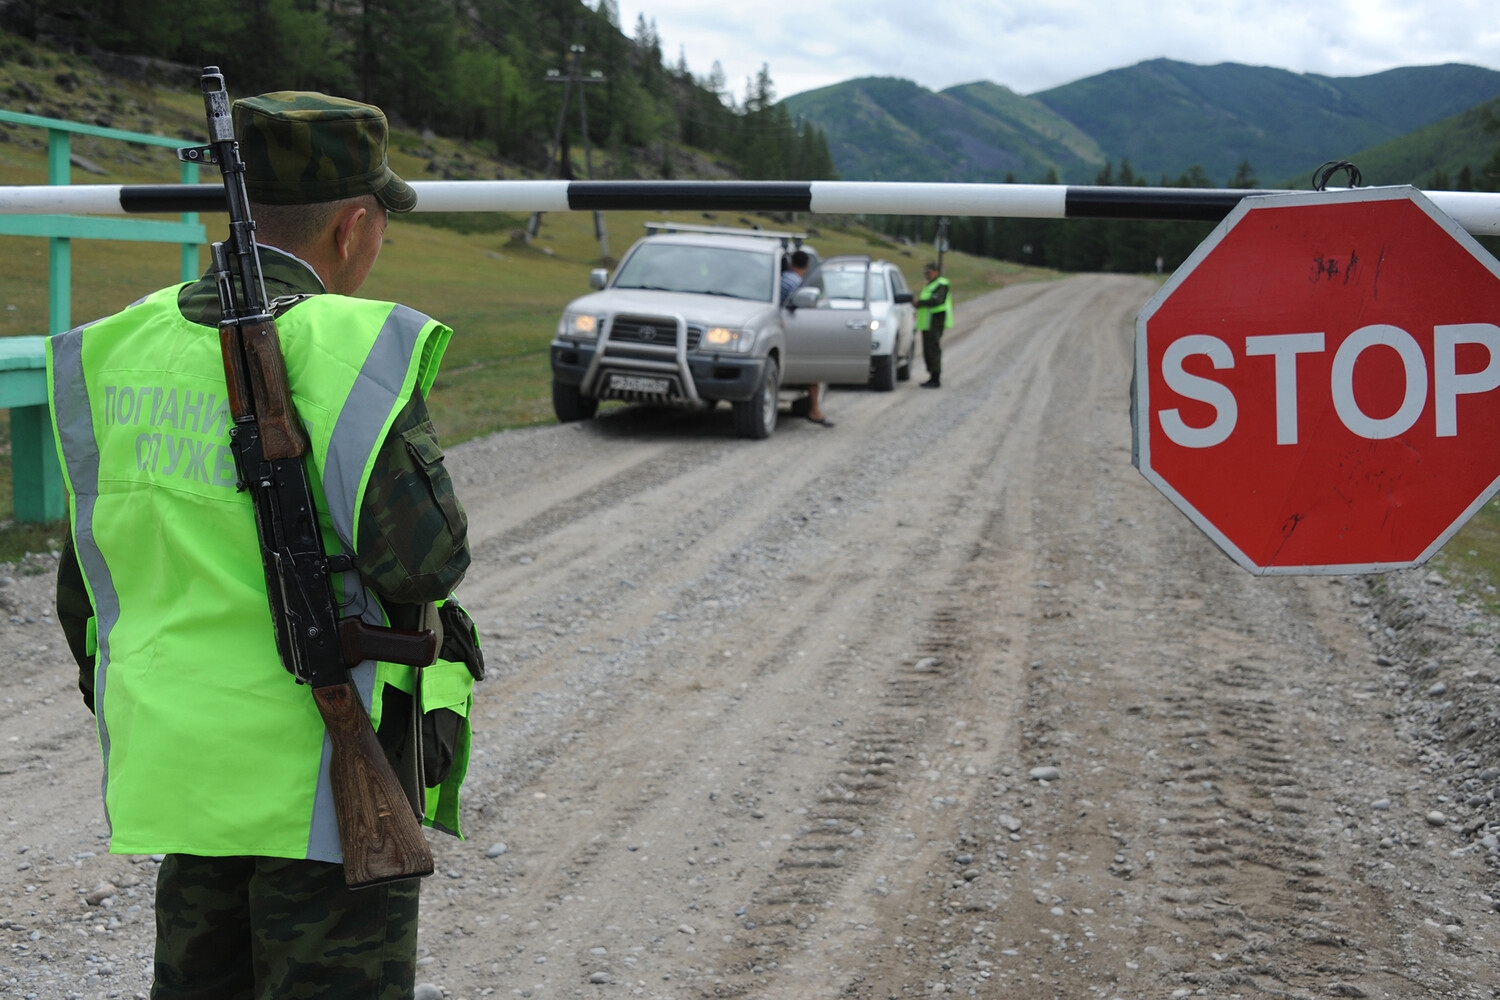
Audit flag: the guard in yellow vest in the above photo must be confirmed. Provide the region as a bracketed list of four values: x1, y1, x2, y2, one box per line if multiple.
[50, 92, 474, 998]
[916, 261, 954, 388]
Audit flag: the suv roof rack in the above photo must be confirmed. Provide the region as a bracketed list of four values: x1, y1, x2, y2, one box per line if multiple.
[644, 221, 808, 247]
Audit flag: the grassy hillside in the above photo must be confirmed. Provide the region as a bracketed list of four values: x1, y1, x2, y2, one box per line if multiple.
[1033, 59, 1500, 186]
[1327, 64, 1500, 136]
[0, 31, 706, 190]
[941, 82, 1106, 170]
[783, 77, 1105, 184]
[1283, 96, 1500, 188]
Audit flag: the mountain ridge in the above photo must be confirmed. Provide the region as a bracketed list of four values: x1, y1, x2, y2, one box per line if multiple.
[785, 59, 1500, 187]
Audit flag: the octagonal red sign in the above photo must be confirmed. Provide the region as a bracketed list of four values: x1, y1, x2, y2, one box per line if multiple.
[1134, 186, 1500, 575]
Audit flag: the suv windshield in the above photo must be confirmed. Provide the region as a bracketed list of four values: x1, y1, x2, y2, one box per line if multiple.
[614, 243, 774, 301]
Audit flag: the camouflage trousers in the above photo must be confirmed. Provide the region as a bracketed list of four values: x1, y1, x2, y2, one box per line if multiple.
[151, 854, 419, 1000]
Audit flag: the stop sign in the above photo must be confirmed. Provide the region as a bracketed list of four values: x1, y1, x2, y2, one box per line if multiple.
[1134, 186, 1500, 575]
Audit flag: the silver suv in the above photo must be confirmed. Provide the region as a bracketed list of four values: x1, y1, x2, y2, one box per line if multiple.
[549, 224, 875, 438]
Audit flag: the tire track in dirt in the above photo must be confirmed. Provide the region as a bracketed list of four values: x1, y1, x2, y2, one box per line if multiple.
[847, 275, 1500, 1000]
[679, 278, 1130, 998]
[409, 278, 1099, 996]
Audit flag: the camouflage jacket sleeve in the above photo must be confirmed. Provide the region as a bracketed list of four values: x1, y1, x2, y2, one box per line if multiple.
[355, 389, 471, 605]
[56, 534, 97, 713]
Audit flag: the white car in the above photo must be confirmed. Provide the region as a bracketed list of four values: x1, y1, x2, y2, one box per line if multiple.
[786, 255, 917, 390]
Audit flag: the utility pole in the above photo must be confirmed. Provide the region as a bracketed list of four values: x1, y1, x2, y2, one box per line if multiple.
[935, 217, 950, 272]
[527, 42, 609, 260]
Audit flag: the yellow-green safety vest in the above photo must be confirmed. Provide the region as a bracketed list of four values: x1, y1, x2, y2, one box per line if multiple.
[47, 286, 472, 860]
[916, 276, 953, 330]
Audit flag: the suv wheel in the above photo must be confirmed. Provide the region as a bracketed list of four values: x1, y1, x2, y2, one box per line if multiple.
[553, 380, 599, 422]
[870, 354, 896, 391]
[734, 358, 779, 439]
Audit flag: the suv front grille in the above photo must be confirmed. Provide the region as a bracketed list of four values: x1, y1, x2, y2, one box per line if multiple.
[609, 316, 676, 347]
[607, 316, 704, 351]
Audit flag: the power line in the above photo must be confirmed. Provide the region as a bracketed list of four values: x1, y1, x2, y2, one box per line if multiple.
[528, 41, 609, 258]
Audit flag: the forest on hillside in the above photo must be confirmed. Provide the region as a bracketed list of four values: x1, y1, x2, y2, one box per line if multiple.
[870, 160, 1252, 274]
[0, 0, 836, 182]
[872, 149, 1500, 273]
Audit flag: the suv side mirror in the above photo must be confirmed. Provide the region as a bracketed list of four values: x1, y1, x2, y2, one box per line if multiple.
[589, 268, 609, 291]
[894, 291, 913, 304]
[788, 286, 821, 311]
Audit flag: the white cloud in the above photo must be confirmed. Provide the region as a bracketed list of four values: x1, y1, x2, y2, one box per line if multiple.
[617, 0, 1500, 100]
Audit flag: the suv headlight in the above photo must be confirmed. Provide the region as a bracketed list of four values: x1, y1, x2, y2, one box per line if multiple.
[700, 327, 754, 354]
[559, 311, 602, 340]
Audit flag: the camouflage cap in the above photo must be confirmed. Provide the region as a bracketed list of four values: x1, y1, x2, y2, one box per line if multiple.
[233, 91, 416, 213]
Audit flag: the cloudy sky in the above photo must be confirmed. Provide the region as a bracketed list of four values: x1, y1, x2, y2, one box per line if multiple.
[617, 0, 1500, 102]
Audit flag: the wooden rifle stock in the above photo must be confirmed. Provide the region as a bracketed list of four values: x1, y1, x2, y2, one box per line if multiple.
[219, 324, 252, 422]
[239, 317, 310, 459]
[312, 682, 435, 888]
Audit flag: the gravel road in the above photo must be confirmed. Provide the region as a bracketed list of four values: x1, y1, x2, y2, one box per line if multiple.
[4, 273, 1500, 1000]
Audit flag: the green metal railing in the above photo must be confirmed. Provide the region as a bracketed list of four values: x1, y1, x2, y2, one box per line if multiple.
[0, 109, 207, 522]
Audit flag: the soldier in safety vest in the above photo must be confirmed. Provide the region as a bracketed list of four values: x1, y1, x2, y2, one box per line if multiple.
[49, 92, 477, 998]
[916, 261, 954, 388]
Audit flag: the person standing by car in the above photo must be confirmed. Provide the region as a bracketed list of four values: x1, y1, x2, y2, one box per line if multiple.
[779, 249, 832, 426]
[916, 261, 953, 388]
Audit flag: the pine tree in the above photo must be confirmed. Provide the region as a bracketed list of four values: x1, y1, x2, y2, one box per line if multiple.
[17, 0, 835, 184]
[1175, 165, 1212, 188]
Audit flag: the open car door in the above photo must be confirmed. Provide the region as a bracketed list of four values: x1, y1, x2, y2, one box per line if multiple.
[781, 256, 877, 385]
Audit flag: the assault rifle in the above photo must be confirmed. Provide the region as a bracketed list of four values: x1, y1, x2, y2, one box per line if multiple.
[179, 66, 436, 888]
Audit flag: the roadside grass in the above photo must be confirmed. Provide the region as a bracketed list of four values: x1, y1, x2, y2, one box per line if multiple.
[1433, 501, 1500, 616]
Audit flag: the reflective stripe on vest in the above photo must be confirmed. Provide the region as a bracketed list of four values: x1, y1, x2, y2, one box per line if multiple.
[47, 320, 121, 831]
[47, 287, 451, 862]
[916, 276, 953, 330]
